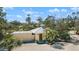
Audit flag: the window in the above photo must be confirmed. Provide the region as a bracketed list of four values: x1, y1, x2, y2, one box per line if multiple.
[32, 33, 35, 35]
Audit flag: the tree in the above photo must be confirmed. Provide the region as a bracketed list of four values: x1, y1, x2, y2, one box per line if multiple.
[66, 15, 74, 29]
[36, 17, 43, 27]
[72, 11, 79, 31]
[44, 15, 55, 29]
[0, 33, 22, 51]
[0, 7, 7, 40]
[26, 14, 31, 24]
[10, 20, 21, 26]
[44, 28, 59, 44]
[9, 20, 22, 31]
[55, 18, 69, 31]
[0, 7, 7, 30]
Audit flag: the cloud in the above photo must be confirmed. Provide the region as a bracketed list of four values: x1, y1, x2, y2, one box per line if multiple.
[48, 8, 70, 19]
[71, 7, 79, 11]
[34, 14, 40, 17]
[16, 15, 26, 23]
[16, 15, 22, 18]
[49, 8, 60, 13]
[3, 7, 14, 12]
[6, 14, 17, 18]
[22, 9, 44, 15]
[22, 10, 33, 14]
[49, 8, 68, 13]
[22, 9, 38, 15]
[61, 9, 67, 12]
[3, 7, 14, 10]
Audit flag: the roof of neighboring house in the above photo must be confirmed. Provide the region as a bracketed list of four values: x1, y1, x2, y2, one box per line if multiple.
[12, 27, 44, 34]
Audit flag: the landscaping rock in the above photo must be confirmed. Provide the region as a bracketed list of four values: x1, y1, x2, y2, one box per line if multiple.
[52, 42, 64, 49]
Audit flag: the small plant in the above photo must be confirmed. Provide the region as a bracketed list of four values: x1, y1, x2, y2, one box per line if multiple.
[44, 28, 71, 45]
[0, 32, 4, 41]
[0, 33, 22, 51]
[58, 31, 71, 42]
[45, 28, 59, 45]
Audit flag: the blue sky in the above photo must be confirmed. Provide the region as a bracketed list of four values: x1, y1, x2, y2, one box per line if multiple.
[3, 7, 79, 23]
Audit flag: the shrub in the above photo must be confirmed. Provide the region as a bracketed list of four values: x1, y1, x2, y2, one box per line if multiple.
[0, 32, 4, 41]
[0, 33, 22, 51]
[44, 28, 71, 44]
[45, 28, 59, 44]
[58, 31, 71, 42]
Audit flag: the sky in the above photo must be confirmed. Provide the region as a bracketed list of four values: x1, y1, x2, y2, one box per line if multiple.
[3, 7, 79, 23]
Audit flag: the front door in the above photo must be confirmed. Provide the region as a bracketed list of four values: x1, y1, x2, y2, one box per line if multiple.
[39, 34, 42, 41]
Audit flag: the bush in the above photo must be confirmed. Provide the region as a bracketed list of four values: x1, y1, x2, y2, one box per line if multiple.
[0, 32, 4, 41]
[45, 28, 59, 44]
[0, 33, 22, 51]
[58, 31, 71, 42]
[44, 28, 71, 45]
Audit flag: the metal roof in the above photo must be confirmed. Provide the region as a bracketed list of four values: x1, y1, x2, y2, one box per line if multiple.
[30, 27, 44, 34]
[12, 27, 44, 34]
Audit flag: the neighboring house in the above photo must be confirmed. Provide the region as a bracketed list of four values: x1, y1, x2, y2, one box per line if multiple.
[12, 27, 44, 42]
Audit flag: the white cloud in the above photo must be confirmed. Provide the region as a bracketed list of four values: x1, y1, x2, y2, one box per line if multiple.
[22, 10, 33, 14]
[19, 20, 26, 23]
[16, 15, 26, 23]
[6, 14, 13, 17]
[3, 7, 14, 12]
[3, 9, 6, 12]
[22, 9, 38, 15]
[7, 7, 14, 10]
[71, 7, 79, 11]
[49, 8, 68, 13]
[3, 7, 14, 10]
[49, 8, 60, 13]
[34, 14, 40, 17]
[61, 9, 67, 12]
[16, 15, 22, 18]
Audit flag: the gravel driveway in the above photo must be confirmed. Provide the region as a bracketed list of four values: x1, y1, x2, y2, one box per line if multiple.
[12, 43, 62, 51]
[12, 43, 79, 51]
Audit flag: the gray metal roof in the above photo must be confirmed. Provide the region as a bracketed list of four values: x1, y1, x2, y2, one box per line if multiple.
[12, 27, 44, 34]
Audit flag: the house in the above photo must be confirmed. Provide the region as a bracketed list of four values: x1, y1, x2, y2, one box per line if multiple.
[12, 27, 44, 42]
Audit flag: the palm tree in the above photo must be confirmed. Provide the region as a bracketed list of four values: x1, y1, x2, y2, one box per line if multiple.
[72, 11, 79, 30]
[26, 14, 31, 24]
[36, 17, 43, 27]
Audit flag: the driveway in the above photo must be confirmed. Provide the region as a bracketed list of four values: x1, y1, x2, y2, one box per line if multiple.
[12, 43, 62, 51]
[12, 42, 79, 51]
